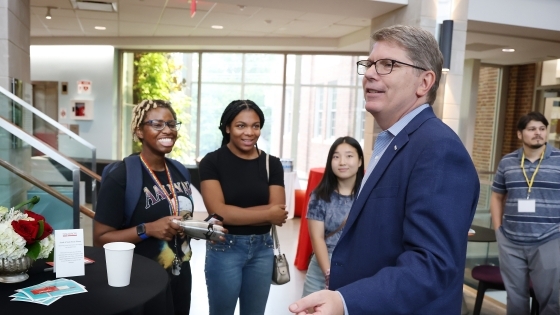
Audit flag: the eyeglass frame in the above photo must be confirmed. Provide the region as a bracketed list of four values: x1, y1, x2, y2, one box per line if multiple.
[356, 59, 427, 75]
[141, 119, 182, 131]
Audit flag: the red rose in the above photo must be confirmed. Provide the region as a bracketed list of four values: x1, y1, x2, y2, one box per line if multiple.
[38, 221, 53, 240]
[25, 210, 46, 222]
[11, 220, 40, 244]
[23, 210, 53, 239]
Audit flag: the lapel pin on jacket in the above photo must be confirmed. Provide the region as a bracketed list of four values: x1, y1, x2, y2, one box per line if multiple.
[394, 145, 397, 150]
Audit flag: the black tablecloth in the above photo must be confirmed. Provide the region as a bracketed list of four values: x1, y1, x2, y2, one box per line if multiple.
[0, 247, 172, 315]
[468, 225, 497, 242]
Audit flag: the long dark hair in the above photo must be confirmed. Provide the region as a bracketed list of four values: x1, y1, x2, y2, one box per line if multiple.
[218, 100, 265, 147]
[314, 136, 364, 202]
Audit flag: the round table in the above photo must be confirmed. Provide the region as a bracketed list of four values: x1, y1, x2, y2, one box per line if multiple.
[468, 225, 496, 242]
[294, 167, 325, 270]
[0, 247, 172, 315]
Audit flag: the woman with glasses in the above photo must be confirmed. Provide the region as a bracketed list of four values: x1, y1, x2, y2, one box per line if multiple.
[199, 99, 288, 315]
[94, 99, 195, 315]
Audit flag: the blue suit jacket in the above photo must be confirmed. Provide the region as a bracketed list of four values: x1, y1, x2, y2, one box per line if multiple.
[330, 107, 480, 314]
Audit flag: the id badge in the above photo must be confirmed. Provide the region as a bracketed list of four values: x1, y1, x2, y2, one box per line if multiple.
[518, 199, 536, 213]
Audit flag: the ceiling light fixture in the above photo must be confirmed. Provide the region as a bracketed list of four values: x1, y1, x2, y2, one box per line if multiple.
[211, 25, 223, 29]
[94, 26, 106, 30]
[238, 5, 245, 11]
[502, 48, 515, 52]
[46, 7, 52, 19]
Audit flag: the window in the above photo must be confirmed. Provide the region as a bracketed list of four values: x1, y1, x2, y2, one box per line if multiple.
[121, 51, 364, 176]
[327, 81, 338, 138]
[314, 87, 324, 138]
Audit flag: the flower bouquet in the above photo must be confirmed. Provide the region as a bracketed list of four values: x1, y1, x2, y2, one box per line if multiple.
[0, 196, 55, 283]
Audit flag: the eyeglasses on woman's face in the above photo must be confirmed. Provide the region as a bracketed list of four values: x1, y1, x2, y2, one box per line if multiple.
[356, 59, 427, 75]
[142, 119, 182, 131]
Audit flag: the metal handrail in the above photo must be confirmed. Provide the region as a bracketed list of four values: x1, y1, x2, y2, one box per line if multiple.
[0, 85, 98, 210]
[0, 85, 95, 150]
[0, 158, 95, 218]
[0, 116, 81, 227]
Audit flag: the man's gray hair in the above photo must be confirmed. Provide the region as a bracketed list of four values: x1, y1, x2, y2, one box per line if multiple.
[371, 25, 443, 105]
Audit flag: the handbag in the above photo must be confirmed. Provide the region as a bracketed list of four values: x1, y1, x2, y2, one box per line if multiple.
[272, 225, 290, 285]
[266, 153, 291, 285]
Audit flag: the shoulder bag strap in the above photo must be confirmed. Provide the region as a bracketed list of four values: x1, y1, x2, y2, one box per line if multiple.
[325, 217, 347, 240]
[266, 154, 282, 254]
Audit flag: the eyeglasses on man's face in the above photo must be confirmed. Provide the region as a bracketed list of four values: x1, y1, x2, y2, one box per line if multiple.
[356, 59, 427, 75]
[142, 119, 182, 131]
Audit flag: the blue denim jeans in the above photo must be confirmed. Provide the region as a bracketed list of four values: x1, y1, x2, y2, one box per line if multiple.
[205, 233, 274, 315]
[302, 253, 332, 297]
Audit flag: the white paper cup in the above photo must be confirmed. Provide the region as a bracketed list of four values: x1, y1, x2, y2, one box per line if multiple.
[103, 242, 135, 287]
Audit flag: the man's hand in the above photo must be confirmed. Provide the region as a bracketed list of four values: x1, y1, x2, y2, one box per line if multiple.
[289, 290, 344, 315]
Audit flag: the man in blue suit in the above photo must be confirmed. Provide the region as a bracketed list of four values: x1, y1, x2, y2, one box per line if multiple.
[289, 25, 480, 315]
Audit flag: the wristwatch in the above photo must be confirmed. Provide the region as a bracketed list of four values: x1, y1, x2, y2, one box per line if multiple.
[136, 223, 149, 240]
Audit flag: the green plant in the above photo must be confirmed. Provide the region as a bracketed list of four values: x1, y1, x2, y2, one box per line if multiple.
[132, 53, 192, 162]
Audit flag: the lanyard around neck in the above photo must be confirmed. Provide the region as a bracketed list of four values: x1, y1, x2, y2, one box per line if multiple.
[520, 150, 545, 199]
[139, 154, 178, 216]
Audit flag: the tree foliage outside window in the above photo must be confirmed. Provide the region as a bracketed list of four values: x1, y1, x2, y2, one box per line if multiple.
[132, 52, 193, 163]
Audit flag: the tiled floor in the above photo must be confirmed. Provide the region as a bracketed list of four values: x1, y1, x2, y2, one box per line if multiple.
[81, 195, 508, 315]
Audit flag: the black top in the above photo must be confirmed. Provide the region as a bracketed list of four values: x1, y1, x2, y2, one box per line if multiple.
[95, 161, 194, 265]
[199, 146, 284, 235]
[0, 247, 172, 315]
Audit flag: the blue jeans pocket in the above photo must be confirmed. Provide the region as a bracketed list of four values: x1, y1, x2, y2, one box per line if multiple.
[265, 234, 274, 249]
[207, 234, 235, 252]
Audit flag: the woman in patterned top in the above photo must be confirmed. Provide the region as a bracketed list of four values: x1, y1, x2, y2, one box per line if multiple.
[302, 136, 364, 296]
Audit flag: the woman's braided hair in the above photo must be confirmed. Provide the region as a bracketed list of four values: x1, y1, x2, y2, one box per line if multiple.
[219, 100, 265, 147]
[131, 99, 177, 142]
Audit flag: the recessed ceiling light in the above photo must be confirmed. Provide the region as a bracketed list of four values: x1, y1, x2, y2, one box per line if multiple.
[94, 26, 106, 30]
[211, 25, 223, 29]
[502, 48, 515, 52]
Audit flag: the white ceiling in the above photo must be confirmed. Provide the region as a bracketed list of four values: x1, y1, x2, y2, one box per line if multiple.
[29, 0, 560, 65]
[30, 0, 407, 52]
[465, 21, 560, 65]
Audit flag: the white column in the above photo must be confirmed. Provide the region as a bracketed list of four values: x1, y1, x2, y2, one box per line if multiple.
[0, 0, 30, 90]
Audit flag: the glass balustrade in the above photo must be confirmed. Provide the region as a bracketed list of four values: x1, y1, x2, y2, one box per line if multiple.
[0, 86, 97, 211]
[0, 114, 82, 230]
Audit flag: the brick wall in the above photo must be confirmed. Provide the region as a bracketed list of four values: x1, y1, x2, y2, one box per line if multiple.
[473, 64, 536, 210]
[501, 64, 536, 156]
[473, 67, 499, 172]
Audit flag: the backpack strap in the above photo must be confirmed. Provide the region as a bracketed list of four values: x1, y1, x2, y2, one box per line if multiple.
[123, 155, 143, 228]
[166, 158, 191, 184]
[100, 161, 121, 186]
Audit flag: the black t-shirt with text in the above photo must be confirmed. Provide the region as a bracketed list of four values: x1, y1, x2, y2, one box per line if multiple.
[95, 161, 194, 268]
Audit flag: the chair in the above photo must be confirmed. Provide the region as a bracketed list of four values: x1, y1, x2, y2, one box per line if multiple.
[471, 265, 539, 315]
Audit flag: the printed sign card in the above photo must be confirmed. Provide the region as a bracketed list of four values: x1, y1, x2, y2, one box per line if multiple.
[54, 229, 85, 278]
